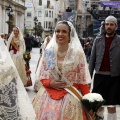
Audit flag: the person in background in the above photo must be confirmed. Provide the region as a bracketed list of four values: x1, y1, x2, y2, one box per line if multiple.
[42, 36, 51, 53]
[0, 33, 8, 45]
[89, 15, 120, 120]
[79, 37, 84, 48]
[32, 21, 91, 120]
[34, 35, 51, 91]
[24, 33, 32, 52]
[7, 27, 27, 86]
[84, 39, 92, 63]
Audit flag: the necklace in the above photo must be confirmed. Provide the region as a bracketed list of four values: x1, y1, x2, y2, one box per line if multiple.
[14, 36, 19, 41]
[57, 51, 67, 58]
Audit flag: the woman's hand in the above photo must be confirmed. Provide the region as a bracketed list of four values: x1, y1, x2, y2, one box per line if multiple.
[11, 39, 19, 51]
[89, 110, 95, 120]
[50, 80, 67, 90]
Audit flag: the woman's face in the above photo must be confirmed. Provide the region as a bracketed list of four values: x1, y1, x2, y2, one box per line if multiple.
[13, 27, 19, 36]
[55, 23, 70, 45]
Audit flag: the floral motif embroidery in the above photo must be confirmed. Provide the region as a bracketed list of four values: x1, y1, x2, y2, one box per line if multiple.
[0, 62, 21, 119]
[45, 49, 55, 69]
[0, 78, 21, 119]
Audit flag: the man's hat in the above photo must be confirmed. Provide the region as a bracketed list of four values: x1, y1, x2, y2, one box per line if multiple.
[105, 15, 117, 24]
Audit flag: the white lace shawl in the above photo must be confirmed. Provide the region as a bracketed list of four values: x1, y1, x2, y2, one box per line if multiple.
[0, 37, 35, 119]
[36, 21, 91, 86]
[7, 27, 26, 54]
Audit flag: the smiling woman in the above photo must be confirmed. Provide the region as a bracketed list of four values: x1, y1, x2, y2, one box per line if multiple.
[32, 21, 92, 120]
[7, 27, 28, 86]
[55, 22, 71, 45]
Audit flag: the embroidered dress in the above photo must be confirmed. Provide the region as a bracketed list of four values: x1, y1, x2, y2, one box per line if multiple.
[33, 52, 89, 120]
[33, 21, 91, 120]
[7, 28, 27, 86]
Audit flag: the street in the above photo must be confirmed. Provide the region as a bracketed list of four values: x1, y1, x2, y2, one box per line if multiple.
[27, 48, 120, 120]
[25, 48, 39, 102]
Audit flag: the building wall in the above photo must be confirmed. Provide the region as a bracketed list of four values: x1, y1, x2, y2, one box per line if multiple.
[59, 0, 67, 13]
[39, 0, 60, 38]
[12, 0, 25, 6]
[76, 0, 92, 38]
[0, 0, 26, 34]
[25, 0, 34, 30]
[27, 0, 61, 39]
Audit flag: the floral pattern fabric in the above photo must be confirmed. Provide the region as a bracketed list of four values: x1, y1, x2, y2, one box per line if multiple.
[33, 87, 83, 120]
[33, 21, 91, 120]
[39, 49, 88, 85]
[33, 49, 89, 120]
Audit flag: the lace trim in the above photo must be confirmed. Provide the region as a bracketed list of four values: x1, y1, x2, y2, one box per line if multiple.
[0, 62, 17, 87]
[0, 78, 21, 119]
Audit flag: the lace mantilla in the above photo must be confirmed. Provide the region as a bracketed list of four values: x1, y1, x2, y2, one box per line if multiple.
[0, 61, 17, 87]
[0, 78, 22, 120]
[0, 36, 35, 120]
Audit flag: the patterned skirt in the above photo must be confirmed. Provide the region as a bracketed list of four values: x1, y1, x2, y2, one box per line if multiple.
[32, 86, 90, 120]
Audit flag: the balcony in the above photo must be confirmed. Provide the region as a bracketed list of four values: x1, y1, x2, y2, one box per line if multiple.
[44, 5, 54, 9]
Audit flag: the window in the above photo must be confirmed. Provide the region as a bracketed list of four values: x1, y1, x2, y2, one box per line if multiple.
[27, 12, 31, 17]
[45, 10, 48, 17]
[25, 21, 31, 27]
[38, 11, 42, 17]
[47, 0, 50, 8]
[39, 0, 42, 5]
[49, 21, 50, 28]
[49, 11, 51, 17]
[52, 11, 53, 17]
[45, 21, 47, 28]
[44, 21, 45, 28]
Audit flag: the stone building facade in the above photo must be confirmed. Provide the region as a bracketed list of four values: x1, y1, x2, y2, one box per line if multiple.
[0, 0, 26, 34]
[58, 0, 92, 38]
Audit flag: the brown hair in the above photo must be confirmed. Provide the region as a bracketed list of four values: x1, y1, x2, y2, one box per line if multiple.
[56, 21, 71, 37]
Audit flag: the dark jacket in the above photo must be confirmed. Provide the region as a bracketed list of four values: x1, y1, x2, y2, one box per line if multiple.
[24, 34, 33, 48]
[89, 34, 120, 77]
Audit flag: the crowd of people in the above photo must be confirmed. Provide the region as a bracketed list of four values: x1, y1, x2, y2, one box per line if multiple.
[0, 15, 120, 120]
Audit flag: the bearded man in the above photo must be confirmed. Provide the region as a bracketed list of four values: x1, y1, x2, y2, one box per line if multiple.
[89, 15, 120, 120]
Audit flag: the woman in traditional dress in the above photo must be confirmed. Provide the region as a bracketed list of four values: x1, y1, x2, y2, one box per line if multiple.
[34, 36, 51, 91]
[41, 36, 51, 52]
[7, 27, 27, 86]
[32, 21, 92, 120]
[0, 36, 35, 119]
